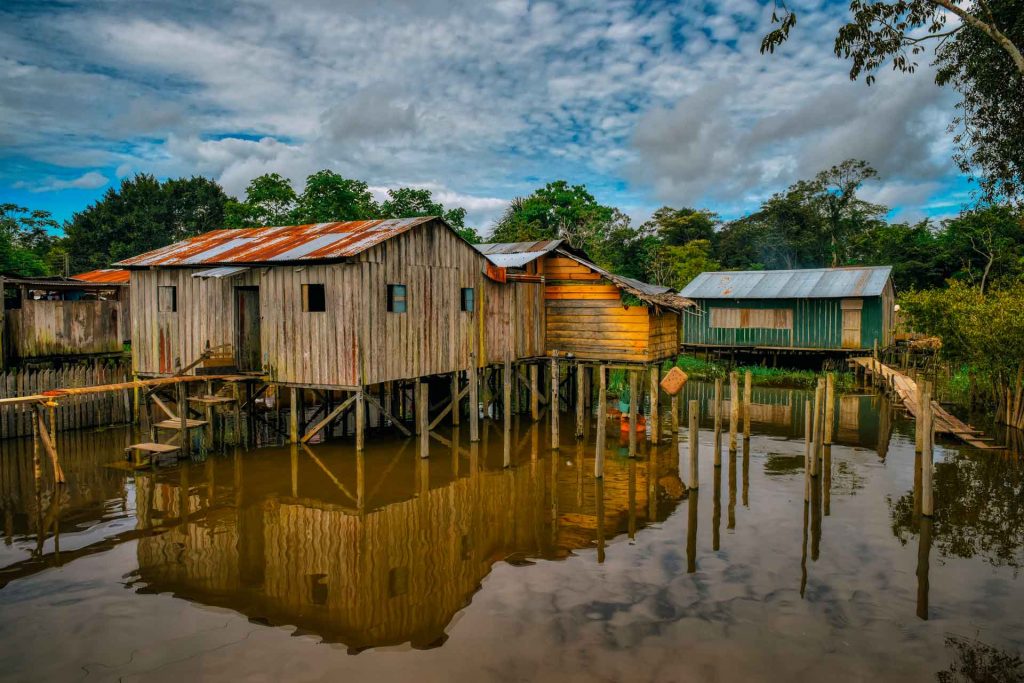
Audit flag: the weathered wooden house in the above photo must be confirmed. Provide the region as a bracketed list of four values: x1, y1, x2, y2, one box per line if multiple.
[679, 266, 895, 352]
[476, 241, 691, 363]
[0, 274, 130, 368]
[116, 217, 543, 383]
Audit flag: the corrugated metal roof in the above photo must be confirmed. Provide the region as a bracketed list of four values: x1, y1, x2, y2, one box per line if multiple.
[680, 266, 893, 299]
[474, 240, 564, 267]
[115, 217, 439, 267]
[71, 269, 130, 284]
[191, 266, 250, 279]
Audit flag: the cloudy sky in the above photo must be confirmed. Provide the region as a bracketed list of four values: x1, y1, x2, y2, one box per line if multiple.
[1, 0, 969, 234]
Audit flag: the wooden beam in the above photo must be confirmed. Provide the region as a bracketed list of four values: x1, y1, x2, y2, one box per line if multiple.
[301, 393, 357, 444]
[36, 407, 64, 484]
[363, 393, 412, 437]
[428, 385, 470, 432]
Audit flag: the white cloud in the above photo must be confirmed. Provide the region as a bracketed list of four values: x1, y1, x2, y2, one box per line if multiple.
[14, 171, 108, 192]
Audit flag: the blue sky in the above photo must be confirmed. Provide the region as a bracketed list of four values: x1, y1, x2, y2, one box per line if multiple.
[1, 0, 970, 235]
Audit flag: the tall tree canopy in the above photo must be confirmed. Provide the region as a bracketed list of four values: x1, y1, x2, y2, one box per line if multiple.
[642, 207, 718, 246]
[490, 181, 614, 251]
[0, 204, 59, 276]
[65, 174, 228, 272]
[762, 0, 1024, 204]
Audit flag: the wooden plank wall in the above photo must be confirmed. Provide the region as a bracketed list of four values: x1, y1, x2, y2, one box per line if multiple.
[0, 362, 133, 439]
[131, 268, 260, 375]
[483, 280, 545, 365]
[5, 300, 123, 359]
[542, 255, 677, 362]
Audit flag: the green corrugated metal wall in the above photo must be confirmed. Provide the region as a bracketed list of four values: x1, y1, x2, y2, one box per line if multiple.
[681, 296, 886, 350]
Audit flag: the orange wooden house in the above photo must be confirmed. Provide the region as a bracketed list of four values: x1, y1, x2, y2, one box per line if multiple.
[476, 241, 692, 363]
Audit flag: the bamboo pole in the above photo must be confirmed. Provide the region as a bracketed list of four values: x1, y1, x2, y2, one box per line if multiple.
[550, 357, 559, 449]
[713, 377, 722, 467]
[824, 373, 835, 445]
[595, 365, 607, 479]
[729, 371, 739, 452]
[921, 382, 934, 517]
[576, 363, 585, 439]
[742, 370, 752, 440]
[688, 399, 699, 490]
[649, 365, 660, 442]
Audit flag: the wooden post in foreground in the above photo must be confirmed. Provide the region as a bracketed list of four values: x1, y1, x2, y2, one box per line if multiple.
[811, 378, 824, 477]
[921, 382, 934, 516]
[576, 363, 586, 439]
[688, 399, 699, 490]
[804, 399, 813, 502]
[504, 360, 513, 464]
[914, 380, 924, 453]
[729, 371, 739, 452]
[550, 357, 560, 449]
[743, 370, 752, 440]
[671, 394, 679, 434]
[824, 373, 835, 445]
[289, 387, 298, 444]
[628, 369, 638, 458]
[649, 365, 660, 442]
[469, 358, 479, 442]
[530, 363, 539, 421]
[355, 389, 365, 451]
[451, 372, 460, 426]
[713, 377, 722, 466]
[178, 381, 190, 456]
[595, 365, 607, 478]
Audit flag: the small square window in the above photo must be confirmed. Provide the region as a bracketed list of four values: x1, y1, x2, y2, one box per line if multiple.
[158, 286, 177, 313]
[387, 284, 407, 313]
[302, 283, 326, 312]
[460, 287, 475, 312]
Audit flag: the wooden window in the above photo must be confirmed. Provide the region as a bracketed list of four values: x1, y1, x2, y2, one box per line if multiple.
[302, 283, 326, 312]
[710, 307, 791, 329]
[158, 286, 177, 313]
[460, 287, 475, 312]
[387, 284, 407, 313]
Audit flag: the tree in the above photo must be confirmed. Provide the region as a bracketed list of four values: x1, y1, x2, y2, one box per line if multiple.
[0, 204, 58, 276]
[224, 173, 296, 228]
[293, 170, 379, 223]
[64, 174, 229, 271]
[762, 0, 1024, 204]
[643, 207, 718, 246]
[937, 204, 1024, 291]
[489, 181, 614, 251]
[798, 160, 886, 266]
[379, 187, 479, 243]
[650, 239, 722, 290]
[850, 220, 945, 290]
[587, 210, 657, 281]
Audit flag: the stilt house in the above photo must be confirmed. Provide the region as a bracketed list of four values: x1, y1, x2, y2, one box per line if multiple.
[116, 217, 544, 385]
[475, 241, 691, 363]
[679, 266, 895, 352]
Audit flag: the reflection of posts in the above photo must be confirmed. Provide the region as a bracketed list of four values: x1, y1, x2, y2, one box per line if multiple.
[921, 382, 935, 517]
[729, 372, 739, 452]
[742, 438, 749, 508]
[688, 399, 699, 490]
[713, 378, 723, 467]
[687, 490, 698, 573]
[803, 399, 812, 502]
[823, 445, 832, 517]
[595, 366, 607, 479]
[743, 370, 752, 440]
[728, 448, 736, 530]
[712, 465, 721, 551]
[810, 463, 821, 562]
[916, 516, 932, 620]
[595, 477, 606, 564]
[800, 499, 809, 598]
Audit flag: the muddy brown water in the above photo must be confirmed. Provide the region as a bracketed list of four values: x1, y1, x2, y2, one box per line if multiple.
[0, 382, 1021, 682]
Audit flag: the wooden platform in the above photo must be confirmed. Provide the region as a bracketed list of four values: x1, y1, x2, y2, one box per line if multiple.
[153, 418, 208, 430]
[187, 396, 238, 406]
[124, 442, 181, 469]
[850, 357, 1001, 450]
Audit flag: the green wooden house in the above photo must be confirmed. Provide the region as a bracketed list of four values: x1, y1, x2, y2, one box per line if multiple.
[679, 266, 895, 352]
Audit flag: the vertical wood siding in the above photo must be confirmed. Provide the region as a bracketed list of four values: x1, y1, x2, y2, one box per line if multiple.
[5, 300, 123, 358]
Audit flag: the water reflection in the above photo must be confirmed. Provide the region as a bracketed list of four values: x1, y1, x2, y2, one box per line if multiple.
[127, 424, 684, 650]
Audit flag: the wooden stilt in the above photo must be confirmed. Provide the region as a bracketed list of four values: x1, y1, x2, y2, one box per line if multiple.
[469, 359, 479, 442]
[451, 372, 460, 426]
[503, 360, 512, 466]
[355, 389, 366, 451]
[575, 363, 585, 439]
[688, 399, 699, 490]
[550, 357, 560, 449]
[289, 387, 298, 444]
[921, 382, 934, 517]
[530, 363, 539, 421]
[742, 370, 752, 440]
[729, 371, 739, 452]
[628, 369, 638, 458]
[595, 365, 606, 478]
[804, 399, 813, 502]
[418, 381, 429, 458]
[649, 365, 660, 442]
[824, 372, 835, 445]
[178, 381, 190, 457]
[811, 378, 824, 477]
[686, 486, 697, 573]
[671, 395, 679, 434]
[713, 377, 722, 467]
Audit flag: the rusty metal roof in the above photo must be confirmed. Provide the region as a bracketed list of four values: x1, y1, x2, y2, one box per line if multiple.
[71, 269, 130, 284]
[115, 217, 439, 267]
[680, 266, 893, 299]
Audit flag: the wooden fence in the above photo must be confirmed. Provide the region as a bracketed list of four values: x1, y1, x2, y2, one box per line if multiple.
[0, 362, 133, 440]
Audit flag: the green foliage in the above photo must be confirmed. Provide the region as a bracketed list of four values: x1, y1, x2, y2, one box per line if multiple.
[293, 170, 378, 223]
[379, 187, 479, 242]
[0, 204, 59, 276]
[224, 172, 297, 227]
[669, 355, 854, 390]
[489, 180, 614, 251]
[649, 239, 721, 290]
[642, 206, 718, 246]
[65, 174, 229, 272]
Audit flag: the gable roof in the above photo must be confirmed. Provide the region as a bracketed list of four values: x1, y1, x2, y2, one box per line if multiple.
[474, 240, 574, 268]
[115, 217, 445, 267]
[680, 266, 893, 299]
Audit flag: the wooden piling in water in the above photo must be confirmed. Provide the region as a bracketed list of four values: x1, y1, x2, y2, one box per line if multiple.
[595, 365, 607, 479]
[824, 373, 835, 445]
[729, 371, 739, 452]
[811, 378, 824, 477]
[713, 377, 723, 466]
[451, 372, 460, 426]
[628, 369, 638, 458]
[804, 399, 812, 502]
[355, 389, 366, 451]
[289, 387, 298, 444]
[418, 381, 429, 459]
[921, 381, 934, 517]
[529, 363, 539, 421]
[649, 365, 660, 442]
[742, 370, 752, 440]
[550, 358, 559, 449]
[671, 395, 679, 434]
[576, 363, 586, 439]
[688, 398, 699, 490]
[504, 361, 513, 465]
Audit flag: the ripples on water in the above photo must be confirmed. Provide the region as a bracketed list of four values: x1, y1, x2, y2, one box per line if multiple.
[0, 382, 1021, 682]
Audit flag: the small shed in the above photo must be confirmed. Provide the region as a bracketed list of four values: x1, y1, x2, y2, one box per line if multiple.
[476, 241, 692, 363]
[1, 274, 129, 367]
[679, 266, 895, 352]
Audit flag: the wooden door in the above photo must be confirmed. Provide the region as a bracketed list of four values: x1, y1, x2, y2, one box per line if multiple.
[840, 299, 863, 349]
[235, 287, 261, 372]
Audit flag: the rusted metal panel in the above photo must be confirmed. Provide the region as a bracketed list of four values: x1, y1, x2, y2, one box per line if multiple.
[116, 218, 437, 267]
[70, 269, 131, 284]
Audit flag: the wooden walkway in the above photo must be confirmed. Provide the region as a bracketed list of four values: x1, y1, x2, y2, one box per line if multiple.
[850, 357, 1001, 450]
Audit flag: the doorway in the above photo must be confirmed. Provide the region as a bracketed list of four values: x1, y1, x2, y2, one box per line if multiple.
[235, 286, 261, 372]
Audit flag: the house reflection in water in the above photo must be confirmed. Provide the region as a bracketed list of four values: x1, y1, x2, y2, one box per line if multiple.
[133, 429, 684, 651]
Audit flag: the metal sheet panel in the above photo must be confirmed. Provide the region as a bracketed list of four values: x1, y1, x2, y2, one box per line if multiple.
[680, 266, 893, 299]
